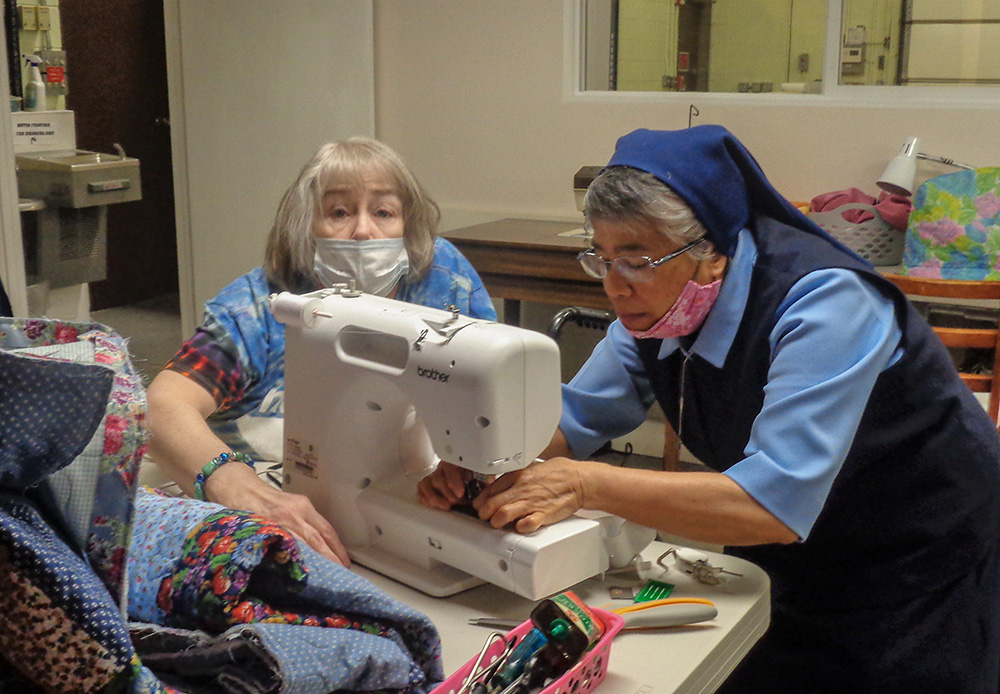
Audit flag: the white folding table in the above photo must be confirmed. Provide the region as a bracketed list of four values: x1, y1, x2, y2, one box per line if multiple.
[354, 541, 770, 694]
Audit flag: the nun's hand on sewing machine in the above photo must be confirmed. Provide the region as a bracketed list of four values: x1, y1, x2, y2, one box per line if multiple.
[417, 460, 474, 510]
[473, 457, 589, 533]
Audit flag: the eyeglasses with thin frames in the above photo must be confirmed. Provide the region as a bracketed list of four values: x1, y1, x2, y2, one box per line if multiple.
[577, 237, 707, 283]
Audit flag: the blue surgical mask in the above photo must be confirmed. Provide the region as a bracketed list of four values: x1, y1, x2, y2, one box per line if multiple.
[313, 237, 409, 296]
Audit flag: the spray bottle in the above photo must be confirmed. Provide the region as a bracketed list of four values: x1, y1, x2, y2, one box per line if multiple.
[23, 55, 46, 111]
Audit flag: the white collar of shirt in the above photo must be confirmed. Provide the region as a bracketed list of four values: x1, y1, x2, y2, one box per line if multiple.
[656, 229, 756, 367]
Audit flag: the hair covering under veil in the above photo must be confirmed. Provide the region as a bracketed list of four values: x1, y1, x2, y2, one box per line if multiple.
[605, 125, 858, 260]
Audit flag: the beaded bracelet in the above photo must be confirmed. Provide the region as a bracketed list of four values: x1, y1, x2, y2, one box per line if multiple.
[194, 451, 255, 501]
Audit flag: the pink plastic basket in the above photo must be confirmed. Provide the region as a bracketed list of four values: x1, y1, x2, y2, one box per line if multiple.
[431, 607, 625, 694]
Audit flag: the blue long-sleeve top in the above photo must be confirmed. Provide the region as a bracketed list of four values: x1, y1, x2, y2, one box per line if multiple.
[559, 229, 903, 539]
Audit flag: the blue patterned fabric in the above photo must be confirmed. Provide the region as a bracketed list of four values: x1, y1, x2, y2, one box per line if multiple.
[128, 489, 445, 693]
[0, 495, 134, 686]
[0, 318, 168, 693]
[129, 490, 228, 625]
[0, 321, 149, 604]
[0, 346, 112, 488]
[902, 167, 1000, 279]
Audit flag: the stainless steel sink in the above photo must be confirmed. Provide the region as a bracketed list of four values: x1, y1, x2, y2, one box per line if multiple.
[15, 148, 141, 208]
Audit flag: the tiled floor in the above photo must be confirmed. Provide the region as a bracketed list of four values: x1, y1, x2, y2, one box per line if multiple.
[91, 293, 183, 384]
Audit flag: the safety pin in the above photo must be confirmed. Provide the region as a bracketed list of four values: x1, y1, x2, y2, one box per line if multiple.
[458, 631, 511, 694]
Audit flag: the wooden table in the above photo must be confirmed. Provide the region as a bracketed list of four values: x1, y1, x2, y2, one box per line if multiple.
[442, 218, 611, 324]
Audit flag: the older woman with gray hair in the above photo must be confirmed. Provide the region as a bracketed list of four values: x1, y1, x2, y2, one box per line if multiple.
[146, 137, 495, 565]
[420, 126, 1000, 692]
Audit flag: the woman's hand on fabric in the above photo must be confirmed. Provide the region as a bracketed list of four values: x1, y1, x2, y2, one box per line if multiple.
[416, 460, 474, 511]
[247, 483, 352, 567]
[473, 458, 589, 534]
[209, 464, 351, 567]
[145, 372, 351, 566]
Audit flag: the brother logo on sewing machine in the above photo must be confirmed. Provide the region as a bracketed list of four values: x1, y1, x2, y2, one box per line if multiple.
[417, 365, 450, 383]
[272, 289, 655, 599]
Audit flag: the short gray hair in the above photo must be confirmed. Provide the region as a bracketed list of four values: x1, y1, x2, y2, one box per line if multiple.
[584, 166, 714, 261]
[264, 137, 439, 292]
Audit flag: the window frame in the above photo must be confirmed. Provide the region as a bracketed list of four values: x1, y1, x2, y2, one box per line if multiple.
[563, 0, 1000, 109]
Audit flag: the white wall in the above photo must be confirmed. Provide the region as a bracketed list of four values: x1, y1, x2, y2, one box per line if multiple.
[373, 0, 1000, 457]
[372, 1, 1000, 228]
[165, 0, 375, 334]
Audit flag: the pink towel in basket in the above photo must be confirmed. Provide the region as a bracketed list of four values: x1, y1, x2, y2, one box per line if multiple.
[810, 187, 912, 231]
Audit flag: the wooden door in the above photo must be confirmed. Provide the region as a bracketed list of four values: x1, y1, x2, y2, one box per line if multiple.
[60, 0, 178, 310]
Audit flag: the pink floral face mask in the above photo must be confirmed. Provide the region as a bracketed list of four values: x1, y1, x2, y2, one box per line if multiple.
[625, 278, 722, 340]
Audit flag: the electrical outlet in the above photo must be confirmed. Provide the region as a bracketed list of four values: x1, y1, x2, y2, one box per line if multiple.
[19, 5, 38, 31]
[35, 5, 51, 30]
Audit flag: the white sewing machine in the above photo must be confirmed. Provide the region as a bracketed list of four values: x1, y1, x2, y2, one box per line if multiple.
[272, 287, 654, 599]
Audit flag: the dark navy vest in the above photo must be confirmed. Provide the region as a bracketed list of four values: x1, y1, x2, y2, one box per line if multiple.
[637, 217, 1000, 609]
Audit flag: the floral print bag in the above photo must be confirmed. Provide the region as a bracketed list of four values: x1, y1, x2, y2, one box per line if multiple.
[902, 167, 1000, 280]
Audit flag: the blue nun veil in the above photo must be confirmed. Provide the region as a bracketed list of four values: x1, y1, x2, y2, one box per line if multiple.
[605, 125, 854, 259]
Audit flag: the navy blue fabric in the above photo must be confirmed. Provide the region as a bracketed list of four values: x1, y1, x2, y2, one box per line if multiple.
[606, 126, 855, 258]
[636, 217, 1000, 691]
[0, 349, 113, 489]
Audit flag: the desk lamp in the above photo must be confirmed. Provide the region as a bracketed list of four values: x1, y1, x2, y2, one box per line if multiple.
[877, 136, 975, 196]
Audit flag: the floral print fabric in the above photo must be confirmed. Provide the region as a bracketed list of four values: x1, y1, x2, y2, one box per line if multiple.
[0, 318, 168, 693]
[157, 507, 389, 640]
[129, 489, 444, 693]
[0, 318, 147, 604]
[902, 167, 1000, 280]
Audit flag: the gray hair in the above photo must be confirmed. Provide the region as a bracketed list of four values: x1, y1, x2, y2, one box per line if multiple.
[584, 166, 715, 261]
[264, 137, 439, 292]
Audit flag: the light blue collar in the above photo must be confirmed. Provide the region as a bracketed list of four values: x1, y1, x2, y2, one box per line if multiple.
[656, 229, 755, 367]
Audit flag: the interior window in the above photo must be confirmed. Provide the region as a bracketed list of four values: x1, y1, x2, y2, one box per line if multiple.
[579, 0, 1000, 94]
